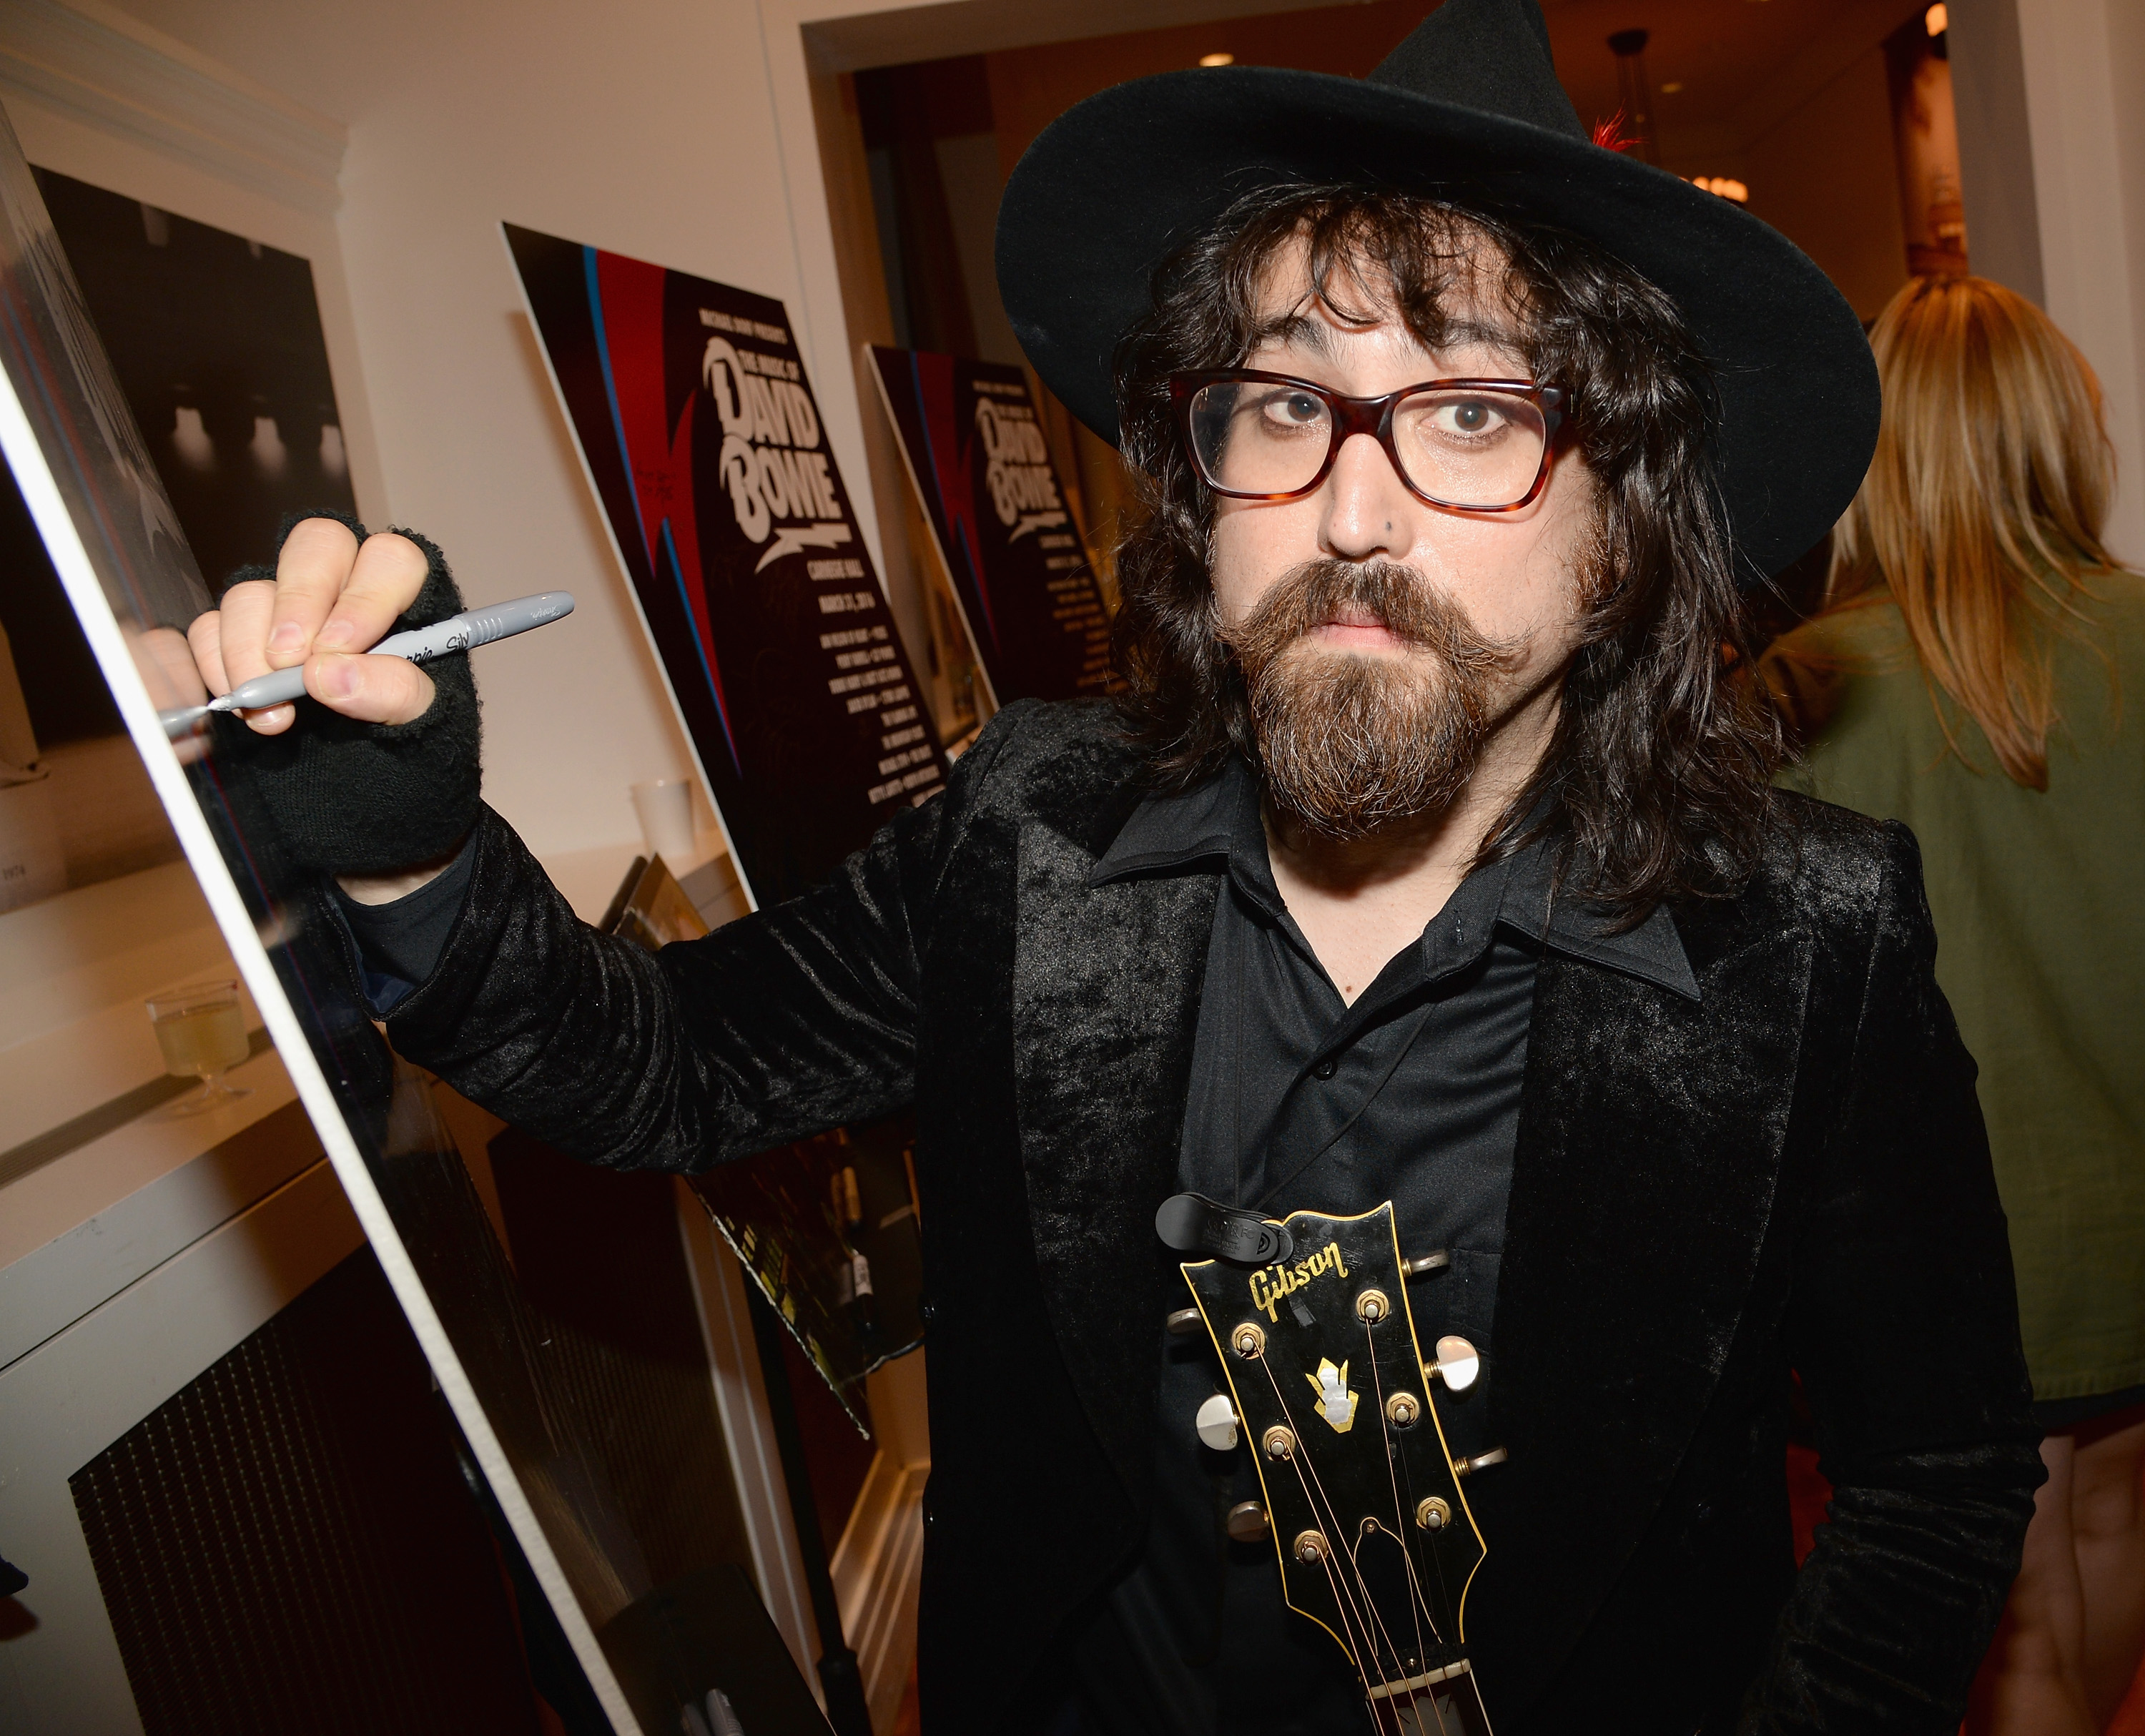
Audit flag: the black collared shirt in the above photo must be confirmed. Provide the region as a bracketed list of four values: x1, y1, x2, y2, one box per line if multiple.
[1058, 759, 1699, 1736]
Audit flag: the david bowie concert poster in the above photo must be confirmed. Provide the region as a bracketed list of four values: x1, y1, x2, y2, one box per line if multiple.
[866, 345, 1113, 708]
[506, 224, 947, 907]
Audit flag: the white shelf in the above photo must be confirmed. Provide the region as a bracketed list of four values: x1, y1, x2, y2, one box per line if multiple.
[0, 1038, 305, 1371]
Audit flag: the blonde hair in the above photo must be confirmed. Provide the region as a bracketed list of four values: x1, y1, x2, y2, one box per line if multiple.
[1826, 274, 2118, 789]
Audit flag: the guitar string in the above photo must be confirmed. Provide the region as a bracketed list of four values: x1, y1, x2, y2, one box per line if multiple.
[1338, 1511, 1451, 1736]
[1308, 1526, 1383, 1735]
[1359, 1319, 1456, 1736]
[1255, 1352, 1386, 1667]
[1252, 1351, 1411, 1712]
[1267, 1296, 1455, 1733]
[1278, 1436, 1394, 1716]
[1347, 1348, 1440, 1708]
[1272, 1299, 1446, 1704]
[1379, 1544, 1452, 1736]
[1376, 1261, 1462, 1656]
[1218, 1252, 1391, 1700]
[1384, 1296, 1459, 1654]
[1425, 1474, 1458, 1661]
[1362, 1313, 1438, 1672]
[1344, 1517, 1422, 1708]
[1359, 1246, 1469, 1725]
[1251, 1351, 1400, 1708]
[1345, 1351, 1448, 1736]
[1455, 1666, 1494, 1734]
[1283, 1425, 1394, 1732]
[1386, 1391, 1455, 1654]
[1343, 1525, 1452, 1736]
[1266, 1406, 1381, 1715]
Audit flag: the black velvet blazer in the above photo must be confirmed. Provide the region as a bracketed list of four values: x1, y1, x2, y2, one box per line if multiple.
[384, 699, 2041, 1735]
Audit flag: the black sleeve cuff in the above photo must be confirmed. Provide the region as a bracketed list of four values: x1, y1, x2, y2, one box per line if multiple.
[330, 832, 478, 1012]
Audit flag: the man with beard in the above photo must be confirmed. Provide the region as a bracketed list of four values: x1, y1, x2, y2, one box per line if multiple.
[190, 0, 2041, 1730]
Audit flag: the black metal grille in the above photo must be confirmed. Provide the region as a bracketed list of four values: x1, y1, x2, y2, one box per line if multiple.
[70, 1250, 541, 1736]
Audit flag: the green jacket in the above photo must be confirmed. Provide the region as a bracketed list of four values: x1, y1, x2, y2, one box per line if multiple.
[1767, 577, 2145, 1403]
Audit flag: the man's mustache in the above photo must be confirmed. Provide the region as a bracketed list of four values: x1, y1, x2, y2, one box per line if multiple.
[1220, 558, 1524, 672]
[1215, 557, 1526, 839]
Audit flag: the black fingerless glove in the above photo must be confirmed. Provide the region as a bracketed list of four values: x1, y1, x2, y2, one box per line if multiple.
[212, 511, 483, 877]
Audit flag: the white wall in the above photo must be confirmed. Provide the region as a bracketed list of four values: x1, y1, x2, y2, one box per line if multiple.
[1951, 0, 2045, 304]
[2016, 0, 2145, 563]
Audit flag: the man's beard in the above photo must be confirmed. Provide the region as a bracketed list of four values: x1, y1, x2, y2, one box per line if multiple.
[1221, 559, 1525, 841]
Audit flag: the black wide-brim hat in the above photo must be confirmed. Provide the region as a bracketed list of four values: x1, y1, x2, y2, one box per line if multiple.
[995, 0, 1878, 581]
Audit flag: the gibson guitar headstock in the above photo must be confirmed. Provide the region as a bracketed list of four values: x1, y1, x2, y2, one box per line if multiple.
[1179, 1202, 1498, 1735]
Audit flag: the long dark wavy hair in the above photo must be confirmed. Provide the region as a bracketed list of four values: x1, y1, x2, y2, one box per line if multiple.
[1109, 183, 1783, 915]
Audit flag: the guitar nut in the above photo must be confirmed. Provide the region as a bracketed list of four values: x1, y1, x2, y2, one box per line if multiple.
[1231, 1322, 1266, 1359]
[1415, 1496, 1451, 1532]
[1385, 1391, 1420, 1427]
[1354, 1287, 1391, 1325]
[1263, 1425, 1296, 1461]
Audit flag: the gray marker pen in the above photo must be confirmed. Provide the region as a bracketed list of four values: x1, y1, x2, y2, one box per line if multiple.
[159, 591, 575, 735]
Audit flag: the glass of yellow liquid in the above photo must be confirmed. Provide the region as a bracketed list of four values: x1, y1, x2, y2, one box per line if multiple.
[146, 980, 252, 1116]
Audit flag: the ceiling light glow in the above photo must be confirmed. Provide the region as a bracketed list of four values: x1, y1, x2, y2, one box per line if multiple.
[1200, 51, 1234, 66]
[1690, 175, 1750, 204]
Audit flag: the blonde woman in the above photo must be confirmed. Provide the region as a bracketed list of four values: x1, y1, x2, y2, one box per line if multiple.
[1765, 275, 2145, 1735]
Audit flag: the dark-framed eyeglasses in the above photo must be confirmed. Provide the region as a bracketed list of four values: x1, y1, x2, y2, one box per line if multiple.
[1170, 370, 1567, 513]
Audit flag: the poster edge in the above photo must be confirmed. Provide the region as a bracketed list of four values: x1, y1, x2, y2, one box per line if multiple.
[0, 351, 648, 1736]
[861, 342, 1002, 719]
[495, 218, 761, 914]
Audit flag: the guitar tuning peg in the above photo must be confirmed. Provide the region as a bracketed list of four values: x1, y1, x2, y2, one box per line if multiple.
[1402, 1250, 1451, 1278]
[1426, 1334, 1481, 1392]
[1195, 1392, 1241, 1451]
[1226, 1500, 1268, 1542]
[1451, 1446, 1509, 1479]
[1165, 1306, 1204, 1338]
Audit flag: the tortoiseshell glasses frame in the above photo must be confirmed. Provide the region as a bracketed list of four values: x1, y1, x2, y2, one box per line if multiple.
[1170, 370, 1568, 513]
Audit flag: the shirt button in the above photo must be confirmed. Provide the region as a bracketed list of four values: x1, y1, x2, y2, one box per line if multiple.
[1313, 1058, 1338, 1080]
